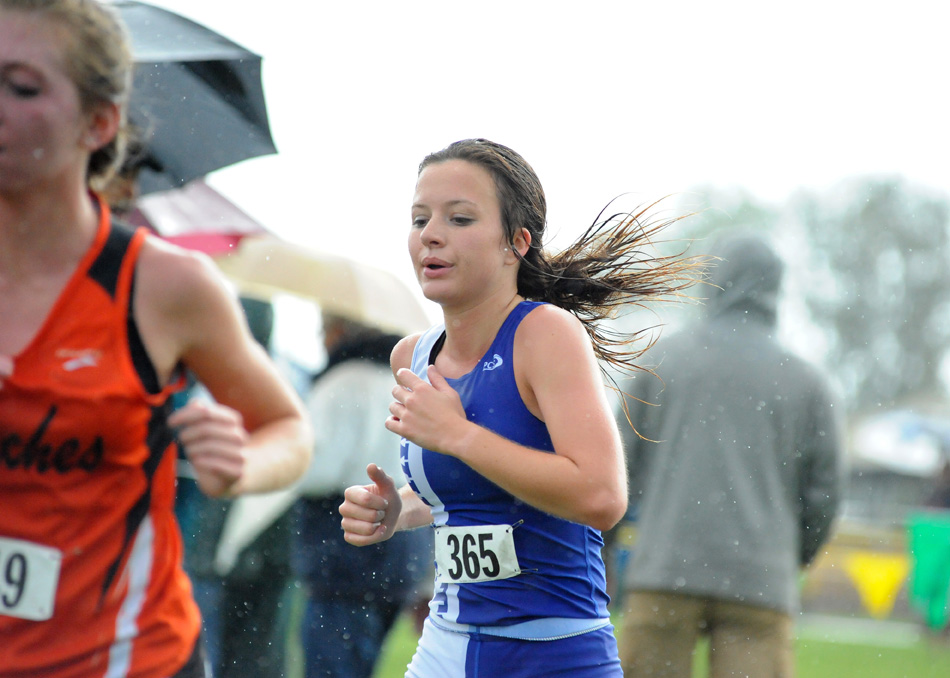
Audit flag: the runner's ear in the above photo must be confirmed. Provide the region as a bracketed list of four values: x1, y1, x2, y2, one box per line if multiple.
[513, 228, 531, 258]
[82, 102, 121, 151]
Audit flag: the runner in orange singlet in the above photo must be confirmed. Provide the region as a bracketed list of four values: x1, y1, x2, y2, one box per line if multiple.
[0, 2, 312, 677]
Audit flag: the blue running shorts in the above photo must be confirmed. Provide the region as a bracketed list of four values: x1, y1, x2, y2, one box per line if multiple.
[405, 616, 623, 677]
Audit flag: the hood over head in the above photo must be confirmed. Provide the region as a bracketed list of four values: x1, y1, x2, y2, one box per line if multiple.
[704, 233, 784, 325]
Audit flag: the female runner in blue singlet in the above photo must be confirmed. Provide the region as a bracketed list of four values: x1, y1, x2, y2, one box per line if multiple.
[339, 139, 699, 677]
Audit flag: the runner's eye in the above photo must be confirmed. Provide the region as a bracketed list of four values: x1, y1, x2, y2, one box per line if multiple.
[12, 84, 40, 98]
[2, 78, 41, 98]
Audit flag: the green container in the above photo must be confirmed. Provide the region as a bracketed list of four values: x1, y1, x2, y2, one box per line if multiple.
[907, 511, 950, 630]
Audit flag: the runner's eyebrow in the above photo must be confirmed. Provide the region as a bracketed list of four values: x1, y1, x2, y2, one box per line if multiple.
[412, 199, 478, 210]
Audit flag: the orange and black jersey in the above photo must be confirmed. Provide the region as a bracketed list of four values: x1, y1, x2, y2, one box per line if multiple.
[0, 201, 200, 678]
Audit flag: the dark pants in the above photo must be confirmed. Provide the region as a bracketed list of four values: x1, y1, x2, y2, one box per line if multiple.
[293, 497, 432, 678]
[171, 633, 211, 678]
[192, 574, 289, 678]
[300, 594, 403, 678]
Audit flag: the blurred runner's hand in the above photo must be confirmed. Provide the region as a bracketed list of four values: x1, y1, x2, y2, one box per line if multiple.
[169, 398, 248, 498]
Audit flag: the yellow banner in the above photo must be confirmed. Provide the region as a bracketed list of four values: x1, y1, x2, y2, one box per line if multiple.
[844, 552, 909, 619]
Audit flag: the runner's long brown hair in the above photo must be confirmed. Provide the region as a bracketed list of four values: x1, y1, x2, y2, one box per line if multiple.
[419, 139, 707, 377]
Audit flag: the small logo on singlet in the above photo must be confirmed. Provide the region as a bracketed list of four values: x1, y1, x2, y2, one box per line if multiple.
[482, 354, 504, 371]
[57, 349, 101, 372]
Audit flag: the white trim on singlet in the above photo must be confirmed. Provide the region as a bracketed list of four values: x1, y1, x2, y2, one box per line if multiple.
[105, 515, 154, 678]
[429, 614, 611, 641]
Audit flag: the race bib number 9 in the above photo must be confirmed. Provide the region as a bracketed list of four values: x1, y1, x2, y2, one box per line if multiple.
[0, 537, 62, 621]
[434, 524, 521, 584]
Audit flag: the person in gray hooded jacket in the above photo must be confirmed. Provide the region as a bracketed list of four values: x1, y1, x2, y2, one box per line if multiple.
[616, 233, 844, 678]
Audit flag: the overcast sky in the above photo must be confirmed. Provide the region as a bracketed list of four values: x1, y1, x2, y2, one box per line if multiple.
[137, 1, 947, 365]
[143, 0, 947, 264]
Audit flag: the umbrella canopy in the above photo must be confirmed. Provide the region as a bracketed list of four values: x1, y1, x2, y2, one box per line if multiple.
[115, 1, 277, 194]
[130, 179, 268, 254]
[126, 182, 430, 334]
[215, 236, 433, 336]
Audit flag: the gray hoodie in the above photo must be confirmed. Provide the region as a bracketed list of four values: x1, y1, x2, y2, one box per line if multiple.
[620, 234, 844, 613]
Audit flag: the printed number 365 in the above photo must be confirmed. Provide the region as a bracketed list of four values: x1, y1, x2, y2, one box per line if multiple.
[446, 532, 501, 581]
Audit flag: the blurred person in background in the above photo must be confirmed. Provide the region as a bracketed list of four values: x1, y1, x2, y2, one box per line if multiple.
[616, 233, 844, 678]
[293, 312, 430, 678]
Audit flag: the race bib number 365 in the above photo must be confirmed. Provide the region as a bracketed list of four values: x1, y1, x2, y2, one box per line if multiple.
[0, 537, 62, 621]
[434, 524, 521, 584]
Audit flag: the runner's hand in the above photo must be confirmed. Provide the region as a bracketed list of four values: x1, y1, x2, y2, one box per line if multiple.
[386, 366, 467, 455]
[169, 398, 248, 498]
[340, 463, 402, 546]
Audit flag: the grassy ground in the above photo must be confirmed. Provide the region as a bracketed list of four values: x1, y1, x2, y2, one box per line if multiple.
[369, 613, 950, 678]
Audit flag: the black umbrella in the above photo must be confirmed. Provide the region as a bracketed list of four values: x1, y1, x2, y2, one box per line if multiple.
[115, 1, 277, 195]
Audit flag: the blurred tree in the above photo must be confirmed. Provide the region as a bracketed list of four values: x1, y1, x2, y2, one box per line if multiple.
[791, 177, 950, 413]
[634, 186, 784, 331]
[671, 185, 781, 244]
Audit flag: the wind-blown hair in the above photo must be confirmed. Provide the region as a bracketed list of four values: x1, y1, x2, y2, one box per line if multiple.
[418, 138, 705, 376]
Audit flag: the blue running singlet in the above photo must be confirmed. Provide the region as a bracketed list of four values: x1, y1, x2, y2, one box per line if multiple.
[400, 301, 619, 670]
[400, 302, 621, 676]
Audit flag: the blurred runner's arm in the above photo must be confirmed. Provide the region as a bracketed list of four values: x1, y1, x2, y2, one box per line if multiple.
[137, 237, 313, 497]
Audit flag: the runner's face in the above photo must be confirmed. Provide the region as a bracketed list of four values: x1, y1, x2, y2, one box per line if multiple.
[0, 11, 92, 192]
[409, 160, 514, 308]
